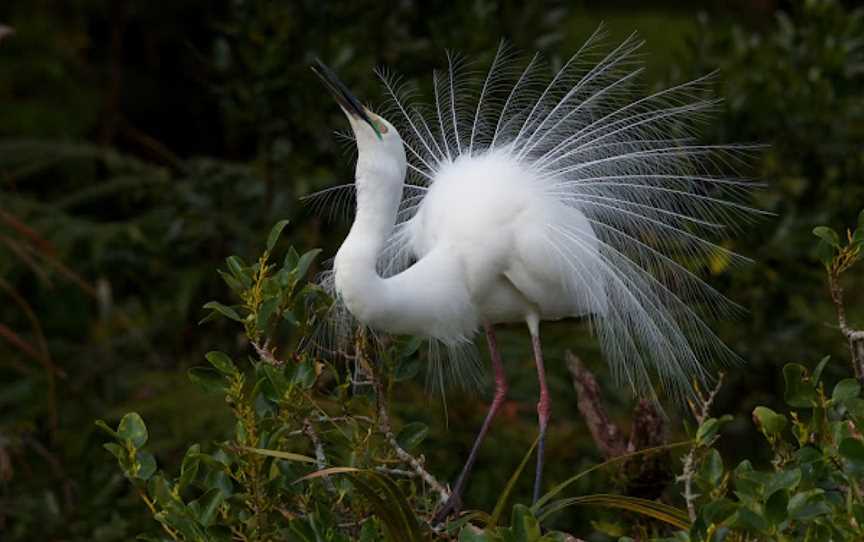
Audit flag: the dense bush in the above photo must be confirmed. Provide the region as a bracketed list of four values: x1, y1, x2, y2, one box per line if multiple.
[99, 213, 864, 541]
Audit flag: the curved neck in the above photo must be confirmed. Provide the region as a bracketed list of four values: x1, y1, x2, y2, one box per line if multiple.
[334, 161, 404, 325]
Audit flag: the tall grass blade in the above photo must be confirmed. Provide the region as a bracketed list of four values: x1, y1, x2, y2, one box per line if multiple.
[532, 439, 693, 512]
[487, 435, 539, 527]
[537, 493, 690, 529]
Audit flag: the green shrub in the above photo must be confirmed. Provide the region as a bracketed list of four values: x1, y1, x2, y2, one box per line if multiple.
[99, 212, 864, 541]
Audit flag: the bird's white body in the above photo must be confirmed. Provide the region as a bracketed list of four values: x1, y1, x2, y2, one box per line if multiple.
[336, 150, 606, 342]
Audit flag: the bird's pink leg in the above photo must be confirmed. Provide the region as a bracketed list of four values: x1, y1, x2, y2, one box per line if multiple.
[433, 323, 508, 522]
[531, 328, 550, 503]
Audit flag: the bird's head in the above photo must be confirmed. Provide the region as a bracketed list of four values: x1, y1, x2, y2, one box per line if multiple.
[312, 60, 404, 174]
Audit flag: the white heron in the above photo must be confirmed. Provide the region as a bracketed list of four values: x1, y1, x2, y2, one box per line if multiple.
[310, 32, 756, 520]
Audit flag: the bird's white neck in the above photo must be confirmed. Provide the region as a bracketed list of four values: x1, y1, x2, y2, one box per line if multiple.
[333, 157, 405, 326]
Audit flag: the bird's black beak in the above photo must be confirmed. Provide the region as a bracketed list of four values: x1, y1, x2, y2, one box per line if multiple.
[312, 59, 381, 139]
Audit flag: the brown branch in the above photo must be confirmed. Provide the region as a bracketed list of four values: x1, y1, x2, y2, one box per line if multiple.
[566, 350, 672, 502]
[628, 399, 666, 452]
[827, 271, 864, 383]
[566, 350, 669, 459]
[566, 351, 626, 459]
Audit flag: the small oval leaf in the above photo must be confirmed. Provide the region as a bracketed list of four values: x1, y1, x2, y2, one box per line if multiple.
[396, 422, 429, 451]
[118, 412, 148, 448]
[205, 351, 238, 376]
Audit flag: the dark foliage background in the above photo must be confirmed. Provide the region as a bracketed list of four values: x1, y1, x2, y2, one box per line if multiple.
[1, 0, 862, 540]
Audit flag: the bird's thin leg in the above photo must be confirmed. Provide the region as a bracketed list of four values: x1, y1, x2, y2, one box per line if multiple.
[433, 323, 508, 522]
[530, 325, 550, 503]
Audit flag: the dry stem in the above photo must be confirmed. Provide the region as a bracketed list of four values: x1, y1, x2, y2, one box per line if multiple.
[677, 374, 725, 521]
[355, 331, 450, 503]
[827, 271, 864, 383]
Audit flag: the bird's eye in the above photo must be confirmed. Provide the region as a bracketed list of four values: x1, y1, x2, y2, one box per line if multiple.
[372, 119, 388, 135]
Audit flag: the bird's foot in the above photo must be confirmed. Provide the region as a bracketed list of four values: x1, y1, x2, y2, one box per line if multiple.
[432, 492, 463, 524]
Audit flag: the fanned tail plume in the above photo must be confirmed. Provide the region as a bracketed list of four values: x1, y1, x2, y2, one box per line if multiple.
[310, 30, 762, 404]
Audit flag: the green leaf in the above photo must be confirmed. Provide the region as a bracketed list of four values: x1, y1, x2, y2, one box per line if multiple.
[859, 208, 864, 231]
[765, 490, 789, 525]
[256, 297, 279, 331]
[489, 437, 539, 527]
[205, 351, 238, 376]
[225, 256, 252, 288]
[267, 219, 290, 251]
[815, 240, 835, 266]
[783, 363, 818, 408]
[284, 246, 300, 269]
[700, 499, 737, 524]
[845, 397, 864, 425]
[696, 415, 732, 444]
[832, 378, 861, 402]
[396, 422, 428, 451]
[812, 226, 840, 247]
[244, 447, 318, 464]
[299, 469, 427, 542]
[148, 475, 175, 508]
[217, 269, 242, 292]
[360, 519, 382, 542]
[458, 526, 492, 542]
[201, 301, 243, 323]
[103, 442, 124, 461]
[188, 367, 227, 393]
[839, 437, 864, 467]
[179, 444, 201, 491]
[698, 449, 724, 486]
[295, 248, 322, 281]
[202, 469, 234, 498]
[788, 489, 830, 520]
[259, 363, 288, 400]
[394, 357, 420, 382]
[511, 504, 541, 542]
[753, 406, 787, 435]
[533, 441, 693, 513]
[135, 450, 157, 481]
[536, 494, 690, 530]
[292, 358, 316, 389]
[732, 507, 770, 532]
[282, 309, 299, 327]
[94, 419, 119, 439]
[765, 468, 801, 498]
[118, 412, 148, 448]
[195, 487, 224, 526]
[590, 520, 625, 537]
[811, 355, 831, 384]
[398, 336, 423, 358]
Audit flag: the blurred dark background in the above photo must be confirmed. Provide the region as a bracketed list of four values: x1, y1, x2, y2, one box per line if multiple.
[1, 0, 863, 540]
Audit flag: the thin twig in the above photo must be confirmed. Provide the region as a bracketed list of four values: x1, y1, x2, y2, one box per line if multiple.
[138, 488, 180, 541]
[827, 271, 864, 383]
[677, 373, 724, 521]
[303, 417, 335, 492]
[357, 331, 450, 503]
[375, 467, 417, 478]
[253, 339, 283, 366]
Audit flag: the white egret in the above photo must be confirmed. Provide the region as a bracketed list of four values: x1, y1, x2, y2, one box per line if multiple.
[310, 32, 757, 520]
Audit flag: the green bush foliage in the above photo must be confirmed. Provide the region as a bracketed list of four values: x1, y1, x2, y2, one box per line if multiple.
[99, 212, 864, 541]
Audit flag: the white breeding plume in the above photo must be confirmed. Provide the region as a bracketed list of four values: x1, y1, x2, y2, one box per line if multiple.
[309, 30, 759, 516]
